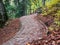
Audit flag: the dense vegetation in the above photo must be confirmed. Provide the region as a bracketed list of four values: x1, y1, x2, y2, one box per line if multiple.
[0, 0, 60, 30]
[42, 0, 60, 31]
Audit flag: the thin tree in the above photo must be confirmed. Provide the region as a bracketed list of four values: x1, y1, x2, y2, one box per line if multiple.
[0, 0, 8, 28]
[42, 0, 46, 6]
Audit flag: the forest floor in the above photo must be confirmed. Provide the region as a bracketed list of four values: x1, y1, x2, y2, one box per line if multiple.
[26, 29, 60, 45]
[0, 14, 60, 45]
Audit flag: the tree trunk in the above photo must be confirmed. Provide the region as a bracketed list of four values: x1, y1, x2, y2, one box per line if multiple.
[0, 0, 8, 28]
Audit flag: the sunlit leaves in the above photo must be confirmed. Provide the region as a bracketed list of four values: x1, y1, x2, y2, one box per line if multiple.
[45, 0, 60, 8]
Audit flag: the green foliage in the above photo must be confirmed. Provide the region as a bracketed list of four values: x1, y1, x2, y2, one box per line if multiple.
[2, 0, 60, 30]
[42, 0, 60, 30]
[1, 0, 59, 30]
[3, 0, 44, 19]
[3, 0, 26, 19]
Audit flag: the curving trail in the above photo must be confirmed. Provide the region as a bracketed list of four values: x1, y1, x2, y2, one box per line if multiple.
[2, 14, 48, 45]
